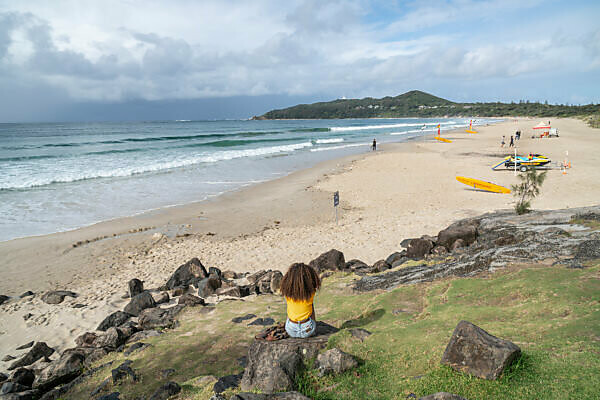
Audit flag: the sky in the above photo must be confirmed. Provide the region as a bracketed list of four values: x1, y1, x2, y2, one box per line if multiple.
[0, 0, 599, 122]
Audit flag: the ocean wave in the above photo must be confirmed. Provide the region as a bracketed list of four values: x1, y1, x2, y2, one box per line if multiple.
[290, 127, 330, 133]
[310, 143, 368, 152]
[330, 121, 458, 132]
[315, 138, 344, 144]
[0, 141, 313, 190]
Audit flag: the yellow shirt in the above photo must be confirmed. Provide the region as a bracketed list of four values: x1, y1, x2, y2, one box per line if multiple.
[285, 293, 315, 322]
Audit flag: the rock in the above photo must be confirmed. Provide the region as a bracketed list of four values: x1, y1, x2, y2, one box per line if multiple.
[148, 381, 181, 400]
[216, 287, 242, 298]
[315, 348, 358, 376]
[371, 260, 391, 273]
[8, 343, 54, 370]
[450, 239, 466, 251]
[2, 356, 16, 362]
[197, 275, 222, 297]
[349, 328, 371, 341]
[128, 279, 144, 298]
[574, 240, 600, 260]
[386, 251, 406, 266]
[406, 238, 434, 259]
[210, 395, 226, 400]
[138, 305, 185, 330]
[22, 314, 33, 321]
[97, 311, 133, 332]
[245, 270, 269, 285]
[153, 292, 170, 305]
[165, 258, 208, 290]
[222, 270, 239, 280]
[213, 373, 242, 393]
[419, 393, 469, 400]
[209, 267, 222, 278]
[0, 373, 7, 383]
[127, 330, 161, 343]
[111, 360, 137, 384]
[40, 291, 77, 305]
[15, 342, 34, 350]
[171, 286, 189, 297]
[0, 295, 10, 305]
[71, 304, 85, 309]
[95, 327, 129, 349]
[391, 257, 410, 268]
[232, 314, 256, 323]
[248, 318, 275, 326]
[38, 360, 113, 400]
[98, 393, 120, 400]
[19, 292, 34, 298]
[68, 347, 108, 368]
[345, 259, 370, 275]
[123, 291, 156, 316]
[431, 245, 448, 256]
[0, 390, 37, 400]
[74, 332, 97, 347]
[309, 249, 345, 272]
[33, 352, 84, 391]
[240, 321, 338, 393]
[9, 368, 35, 387]
[160, 369, 175, 379]
[270, 271, 283, 293]
[1, 382, 30, 394]
[178, 294, 205, 306]
[231, 392, 312, 400]
[437, 220, 479, 249]
[441, 320, 521, 380]
[123, 342, 150, 356]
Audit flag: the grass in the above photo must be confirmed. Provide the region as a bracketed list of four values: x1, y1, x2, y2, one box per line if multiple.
[65, 261, 600, 400]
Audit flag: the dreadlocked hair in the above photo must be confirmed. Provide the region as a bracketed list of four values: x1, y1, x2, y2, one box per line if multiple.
[280, 263, 321, 302]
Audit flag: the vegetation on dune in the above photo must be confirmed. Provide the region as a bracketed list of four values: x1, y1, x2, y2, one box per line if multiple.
[511, 168, 547, 215]
[256, 90, 600, 120]
[66, 259, 600, 400]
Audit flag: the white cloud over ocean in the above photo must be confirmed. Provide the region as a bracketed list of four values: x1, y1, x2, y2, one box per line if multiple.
[0, 0, 599, 120]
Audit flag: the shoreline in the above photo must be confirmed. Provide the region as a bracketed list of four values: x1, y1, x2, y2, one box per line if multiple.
[0, 116, 598, 358]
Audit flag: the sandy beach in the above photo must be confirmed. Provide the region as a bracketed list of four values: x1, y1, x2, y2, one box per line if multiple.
[0, 117, 598, 365]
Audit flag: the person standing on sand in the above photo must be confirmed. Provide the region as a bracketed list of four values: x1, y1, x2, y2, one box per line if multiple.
[281, 263, 321, 338]
[501, 136, 506, 147]
[372, 138, 377, 151]
[509, 135, 514, 147]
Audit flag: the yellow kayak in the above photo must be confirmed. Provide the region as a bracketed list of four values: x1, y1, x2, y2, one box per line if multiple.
[435, 137, 452, 143]
[456, 176, 511, 194]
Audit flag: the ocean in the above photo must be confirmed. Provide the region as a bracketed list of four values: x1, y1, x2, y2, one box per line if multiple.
[0, 118, 496, 242]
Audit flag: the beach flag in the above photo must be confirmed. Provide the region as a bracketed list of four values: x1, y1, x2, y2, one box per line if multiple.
[437, 124, 441, 136]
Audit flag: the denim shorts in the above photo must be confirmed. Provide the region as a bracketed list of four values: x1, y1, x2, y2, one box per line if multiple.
[285, 317, 316, 338]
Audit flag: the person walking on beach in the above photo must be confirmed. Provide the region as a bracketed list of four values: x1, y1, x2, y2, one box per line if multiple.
[509, 135, 514, 147]
[501, 136, 506, 147]
[280, 263, 321, 338]
[372, 138, 377, 151]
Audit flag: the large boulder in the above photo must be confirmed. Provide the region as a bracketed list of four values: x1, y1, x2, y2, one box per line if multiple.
[1, 382, 30, 395]
[41, 291, 77, 305]
[148, 381, 181, 400]
[33, 352, 85, 392]
[270, 271, 283, 293]
[128, 279, 144, 298]
[437, 220, 479, 250]
[315, 348, 358, 377]
[385, 251, 406, 266]
[197, 275, 222, 297]
[178, 294, 205, 306]
[8, 343, 54, 370]
[165, 258, 208, 290]
[406, 238, 433, 259]
[9, 368, 35, 387]
[419, 393, 469, 400]
[93, 327, 129, 350]
[241, 321, 338, 393]
[345, 259, 370, 275]
[309, 249, 345, 272]
[441, 320, 521, 380]
[370, 260, 391, 273]
[97, 311, 132, 332]
[138, 305, 185, 330]
[123, 292, 156, 316]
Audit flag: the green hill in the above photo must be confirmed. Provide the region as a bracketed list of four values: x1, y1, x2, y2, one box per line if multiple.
[256, 90, 599, 120]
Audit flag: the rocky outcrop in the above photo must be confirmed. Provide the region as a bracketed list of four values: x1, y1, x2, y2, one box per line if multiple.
[441, 320, 520, 380]
[164, 257, 208, 290]
[315, 348, 358, 377]
[128, 279, 144, 298]
[8, 343, 55, 371]
[240, 321, 338, 393]
[33, 352, 85, 392]
[97, 311, 132, 332]
[406, 238, 434, 259]
[371, 260, 391, 273]
[9, 369, 35, 388]
[123, 292, 156, 316]
[197, 275, 222, 297]
[148, 381, 181, 400]
[177, 294, 205, 306]
[40, 291, 77, 305]
[138, 305, 185, 330]
[437, 219, 479, 249]
[309, 249, 345, 272]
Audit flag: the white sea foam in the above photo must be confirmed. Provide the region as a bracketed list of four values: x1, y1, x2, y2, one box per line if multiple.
[310, 143, 369, 152]
[315, 138, 344, 144]
[330, 121, 458, 132]
[0, 141, 313, 190]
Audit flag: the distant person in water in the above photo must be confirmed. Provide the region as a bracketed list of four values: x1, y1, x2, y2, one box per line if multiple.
[509, 135, 514, 147]
[501, 136, 506, 147]
[372, 138, 377, 151]
[281, 263, 321, 338]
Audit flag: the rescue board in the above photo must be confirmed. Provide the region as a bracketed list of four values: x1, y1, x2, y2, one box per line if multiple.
[465, 129, 478, 133]
[456, 176, 510, 194]
[435, 137, 452, 143]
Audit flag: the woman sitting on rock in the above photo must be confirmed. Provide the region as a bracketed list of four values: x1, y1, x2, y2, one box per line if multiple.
[280, 263, 321, 338]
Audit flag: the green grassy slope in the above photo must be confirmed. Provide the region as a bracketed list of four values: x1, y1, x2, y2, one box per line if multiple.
[67, 257, 600, 400]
